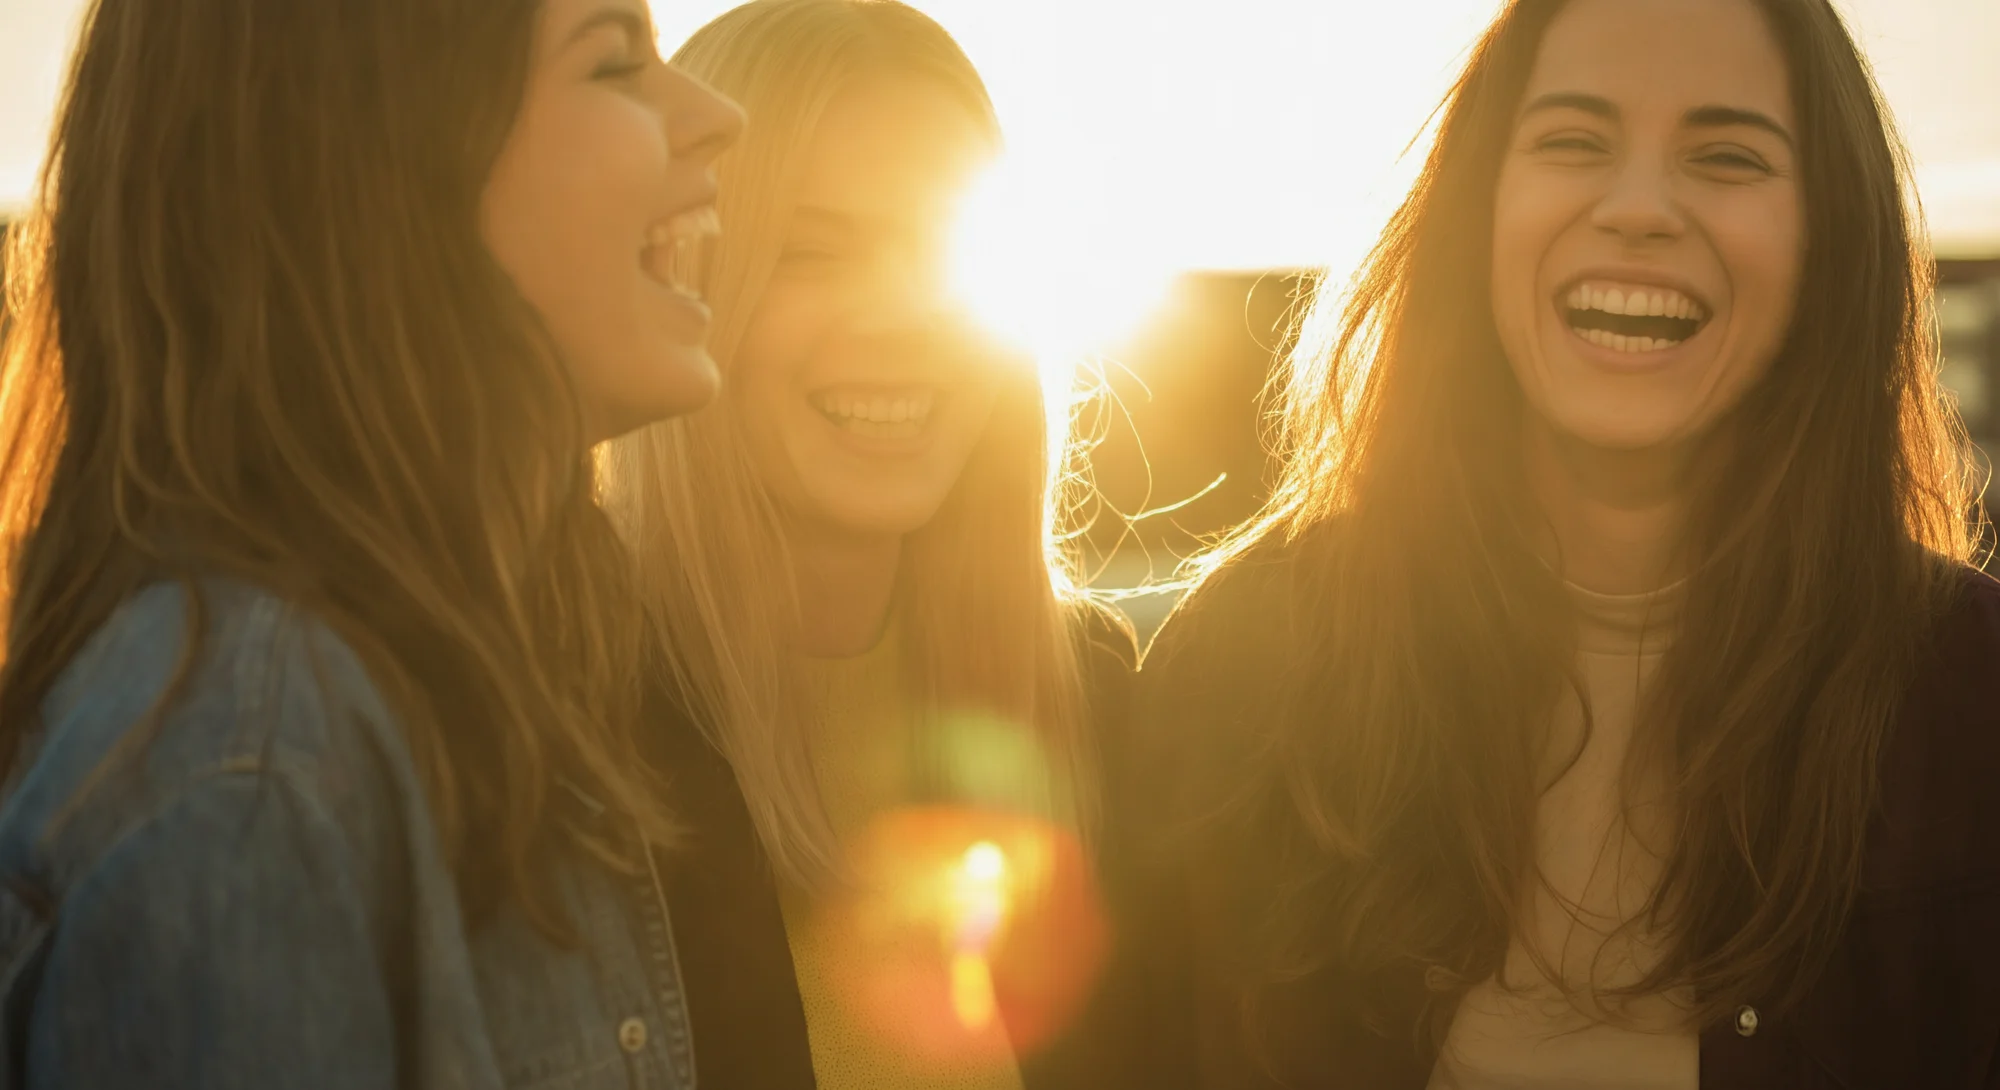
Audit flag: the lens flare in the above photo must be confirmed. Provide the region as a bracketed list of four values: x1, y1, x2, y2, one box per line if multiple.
[947, 840, 1011, 1029]
[962, 840, 1008, 886]
[802, 806, 1108, 1076]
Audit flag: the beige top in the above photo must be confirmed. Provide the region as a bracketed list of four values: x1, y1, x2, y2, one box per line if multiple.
[1429, 581, 1697, 1090]
[781, 627, 1028, 1090]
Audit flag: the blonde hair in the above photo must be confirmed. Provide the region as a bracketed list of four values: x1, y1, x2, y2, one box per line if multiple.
[603, 0, 1104, 888]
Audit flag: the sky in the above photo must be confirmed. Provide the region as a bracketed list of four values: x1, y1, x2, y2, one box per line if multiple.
[4, 0, 1997, 275]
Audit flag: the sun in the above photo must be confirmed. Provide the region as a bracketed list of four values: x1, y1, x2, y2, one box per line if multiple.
[946, 154, 1177, 392]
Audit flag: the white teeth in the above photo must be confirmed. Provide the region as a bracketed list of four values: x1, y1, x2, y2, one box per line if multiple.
[641, 208, 721, 296]
[1562, 282, 1705, 352]
[643, 207, 721, 252]
[1564, 281, 1707, 323]
[811, 390, 937, 433]
[665, 206, 721, 244]
[1576, 328, 1686, 353]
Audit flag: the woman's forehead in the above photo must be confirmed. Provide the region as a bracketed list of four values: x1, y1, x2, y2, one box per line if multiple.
[1524, 0, 1794, 129]
[790, 75, 993, 228]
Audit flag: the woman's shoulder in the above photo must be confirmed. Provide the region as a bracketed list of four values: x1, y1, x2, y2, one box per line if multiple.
[1903, 564, 2000, 716]
[1866, 564, 2000, 891]
[1140, 520, 1328, 684]
[7, 579, 424, 897]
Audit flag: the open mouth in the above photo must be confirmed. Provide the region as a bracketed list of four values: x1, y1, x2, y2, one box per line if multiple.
[810, 387, 939, 440]
[642, 207, 720, 297]
[1560, 280, 1711, 354]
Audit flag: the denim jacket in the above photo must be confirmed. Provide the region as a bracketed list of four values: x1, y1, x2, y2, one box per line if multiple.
[0, 581, 697, 1090]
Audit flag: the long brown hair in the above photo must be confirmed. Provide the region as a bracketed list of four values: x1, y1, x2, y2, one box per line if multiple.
[1181, 0, 1984, 1039]
[604, 0, 1108, 888]
[0, 0, 674, 932]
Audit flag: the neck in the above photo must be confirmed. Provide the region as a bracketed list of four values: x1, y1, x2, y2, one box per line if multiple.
[1523, 421, 1693, 596]
[787, 517, 903, 659]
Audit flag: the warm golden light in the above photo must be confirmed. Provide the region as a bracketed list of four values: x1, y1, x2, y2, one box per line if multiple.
[949, 952, 998, 1029]
[943, 838, 1011, 1028]
[947, 154, 1177, 387]
[962, 840, 1007, 884]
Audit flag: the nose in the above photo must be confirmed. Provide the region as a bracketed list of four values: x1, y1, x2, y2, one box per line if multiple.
[1590, 157, 1685, 247]
[658, 65, 746, 166]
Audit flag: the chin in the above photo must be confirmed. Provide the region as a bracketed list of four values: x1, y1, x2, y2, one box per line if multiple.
[636, 348, 725, 417]
[1549, 416, 1697, 453]
[810, 493, 951, 540]
[587, 372, 720, 445]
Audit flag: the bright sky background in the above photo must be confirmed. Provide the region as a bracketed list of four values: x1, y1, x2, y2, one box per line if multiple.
[4, 0, 1997, 276]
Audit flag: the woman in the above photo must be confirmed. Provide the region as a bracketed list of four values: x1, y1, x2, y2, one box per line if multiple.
[603, 2, 1132, 1088]
[1125, 0, 1997, 1087]
[0, 0, 740, 1086]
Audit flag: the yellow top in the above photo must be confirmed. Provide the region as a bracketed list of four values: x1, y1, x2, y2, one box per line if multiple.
[1430, 581, 1698, 1090]
[782, 625, 1028, 1090]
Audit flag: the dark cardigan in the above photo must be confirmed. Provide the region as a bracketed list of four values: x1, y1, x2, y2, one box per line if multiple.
[649, 609, 1138, 1090]
[1105, 534, 2000, 1090]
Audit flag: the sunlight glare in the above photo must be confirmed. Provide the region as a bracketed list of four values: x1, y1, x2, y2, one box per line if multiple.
[948, 154, 1177, 386]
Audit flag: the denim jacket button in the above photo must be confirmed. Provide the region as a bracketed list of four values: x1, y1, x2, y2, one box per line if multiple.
[1735, 1005, 1760, 1038]
[618, 1016, 649, 1053]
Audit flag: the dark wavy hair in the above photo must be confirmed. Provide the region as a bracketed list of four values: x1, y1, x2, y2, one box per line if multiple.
[0, 0, 674, 933]
[1183, 0, 1984, 1043]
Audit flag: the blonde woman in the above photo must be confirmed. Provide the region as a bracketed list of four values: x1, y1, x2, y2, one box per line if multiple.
[603, 2, 1134, 1089]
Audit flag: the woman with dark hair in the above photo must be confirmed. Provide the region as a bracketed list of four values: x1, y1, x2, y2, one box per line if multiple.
[0, 0, 739, 1086]
[1121, 0, 1997, 1086]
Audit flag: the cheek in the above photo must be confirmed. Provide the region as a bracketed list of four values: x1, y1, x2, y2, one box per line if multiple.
[1716, 197, 1806, 358]
[1488, 167, 1561, 365]
[483, 90, 670, 305]
[733, 287, 835, 402]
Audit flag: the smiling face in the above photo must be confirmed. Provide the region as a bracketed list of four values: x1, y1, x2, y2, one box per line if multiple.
[1490, 0, 1805, 455]
[482, 0, 745, 442]
[731, 73, 1003, 542]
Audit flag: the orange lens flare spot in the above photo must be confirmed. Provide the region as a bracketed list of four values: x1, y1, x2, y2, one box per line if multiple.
[949, 952, 998, 1030]
[805, 806, 1109, 1072]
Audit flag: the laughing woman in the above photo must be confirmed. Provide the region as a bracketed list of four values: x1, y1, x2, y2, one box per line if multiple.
[603, 2, 1132, 1088]
[1125, 0, 1998, 1087]
[0, 0, 740, 1086]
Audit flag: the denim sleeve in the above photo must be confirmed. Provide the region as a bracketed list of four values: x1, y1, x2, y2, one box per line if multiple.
[25, 768, 400, 1089]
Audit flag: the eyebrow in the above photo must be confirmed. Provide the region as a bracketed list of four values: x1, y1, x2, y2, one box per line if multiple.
[1520, 91, 1620, 122]
[1684, 105, 1795, 148]
[564, 2, 654, 48]
[1520, 92, 1795, 147]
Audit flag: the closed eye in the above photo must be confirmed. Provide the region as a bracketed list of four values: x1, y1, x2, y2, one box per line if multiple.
[1693, 148, 1771, 172]
[593, 59, 648, 81]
